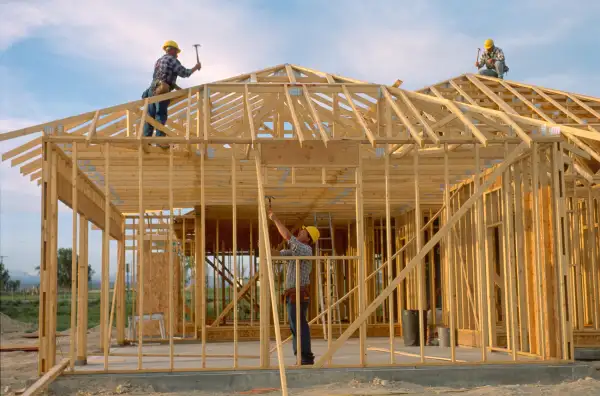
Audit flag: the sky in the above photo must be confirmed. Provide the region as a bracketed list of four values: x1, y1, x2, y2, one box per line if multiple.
[1, 0, 600, 278]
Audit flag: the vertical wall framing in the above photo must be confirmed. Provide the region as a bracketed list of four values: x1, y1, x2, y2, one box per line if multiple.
[34, 135, 597, 378]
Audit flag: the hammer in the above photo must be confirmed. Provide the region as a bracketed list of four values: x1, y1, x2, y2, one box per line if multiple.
[475, 48, 481, 68]
[193, 44, 201, 64]
[265, 195, 275, 209]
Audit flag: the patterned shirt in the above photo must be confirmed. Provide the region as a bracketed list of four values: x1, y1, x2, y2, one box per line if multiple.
[279, 236, 313, 289]
[152, 54, 194, 86]
[478, 46, 505, 69]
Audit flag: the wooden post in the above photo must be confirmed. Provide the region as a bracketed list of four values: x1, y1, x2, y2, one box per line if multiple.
[232, 150, 239, 368]
[255, 153, 289, 395]
[102, 143, 110, 370]
[326, 258, 333, 365]
[531, 143, 546, 358]
[76, 215, 89, 366]
[130, 217, 136, 340]
[414, 146, 425, 362]
[589, 187, 600, 330]
[259, 195, 270, 368]
[551, 143, 574, 360]
[69, 142, 78, 370]
[474, 144, 488, 361]
[513, 161, 530, 352]
[385, 146, 395, 363]
[444, 144, 457, 362]
[355, 145, 366, 365]
[197, 145, 207, 365]
[137, 144, 144, 370]
[502, 143, 518, 361]
[296, 259, 301, 366]
[216, 222, 221, 322]
[38, 142, 58, 373]
[116, 229, 126, 345]
[250, 223, 255, 326]
[168, 146, 174, 369]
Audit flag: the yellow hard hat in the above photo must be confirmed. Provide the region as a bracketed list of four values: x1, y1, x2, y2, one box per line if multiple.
[302, 226, 320, 243]
[484, 39, 494, 49]
[162, 40, 181, 53]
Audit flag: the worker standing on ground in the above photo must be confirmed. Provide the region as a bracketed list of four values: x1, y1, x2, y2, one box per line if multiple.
[475, 39, 509, 79]
[142, 40, 201, 142]
[268, 208, 319, 365]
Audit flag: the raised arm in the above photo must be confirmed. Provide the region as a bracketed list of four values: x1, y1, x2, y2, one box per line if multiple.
[268, 208, 292, 241]
[173, 58, 201, 78]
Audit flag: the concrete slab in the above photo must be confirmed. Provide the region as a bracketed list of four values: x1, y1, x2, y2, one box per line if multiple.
[53, 362, 598, 394]
[575, 347, 600, 361]
[76, 337, 533, 372]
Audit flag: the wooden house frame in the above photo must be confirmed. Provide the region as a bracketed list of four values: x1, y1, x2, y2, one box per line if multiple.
[2, 64, 599, 395]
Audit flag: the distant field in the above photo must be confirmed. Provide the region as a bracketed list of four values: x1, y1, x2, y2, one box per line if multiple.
[0, 288, 251, 331]
[0, 290, 123, 331]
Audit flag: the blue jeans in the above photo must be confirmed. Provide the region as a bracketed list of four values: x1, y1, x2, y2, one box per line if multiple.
[287, 298, 314, 365]
[141, 87, 170, 137]
[478, 60, 508, 79]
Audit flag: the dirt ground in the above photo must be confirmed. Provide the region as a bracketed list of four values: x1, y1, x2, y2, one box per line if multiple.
[1, 313, 600, 396]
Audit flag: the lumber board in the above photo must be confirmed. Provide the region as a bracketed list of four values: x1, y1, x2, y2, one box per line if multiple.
[0, 344, 39, 352]
[22, 358, 69, 396]
[259, 140, 359, 166]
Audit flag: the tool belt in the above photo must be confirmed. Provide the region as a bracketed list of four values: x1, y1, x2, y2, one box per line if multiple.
[152, 79, 172, 96]
[282, 285, 310, 304]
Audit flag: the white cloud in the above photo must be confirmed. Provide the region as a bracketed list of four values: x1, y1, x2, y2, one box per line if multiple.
[1, 0, 284, 87]
[0, 1, 51, 51]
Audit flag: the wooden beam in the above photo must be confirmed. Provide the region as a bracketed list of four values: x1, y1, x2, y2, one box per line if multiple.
[474, 144, 488, 361]
[397, 90, 439, 143]
[69, 143, 78, 370]
[22, 358, 70, 396]
[384, 146, 394, 363]
[1, 136, 42, 162]
[255, 152, 289, 395]
[102, 143, 110, 370]
[343, 85, 376, 146]
[137, 145, 144, 369]
[428, 86, 489, 146]
[284, 85, 306, 146]
[76, 214, 89, 365]
[244, 85, 257, 145]
[199, 145, 207, 365]
[285, 64, 297, 84]
[381, 86, 423, 146]
[86, 111, 100, 143]
[414, 146, 425, 362]
[303, 88, 330, 146]
[465, 75, 518, 115]
[531, 144, 546, 358]
[444, 143, 457, 362]
[137, 101, 148, 141]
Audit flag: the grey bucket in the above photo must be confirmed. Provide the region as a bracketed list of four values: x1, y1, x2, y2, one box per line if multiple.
[438, 326, 451, 347]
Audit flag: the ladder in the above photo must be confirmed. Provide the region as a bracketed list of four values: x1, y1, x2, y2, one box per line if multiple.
[313, 212, 341, 339]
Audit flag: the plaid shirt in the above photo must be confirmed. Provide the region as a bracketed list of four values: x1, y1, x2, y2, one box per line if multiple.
[478, 46, 505, 69]
[152, 54, 194, 86]
[280, 236, 313, 289]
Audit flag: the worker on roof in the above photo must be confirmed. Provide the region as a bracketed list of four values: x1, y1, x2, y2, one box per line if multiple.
[475, 39, 509, 79]
[268, 208, 320, 366]
[142, 40, 201, 143]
